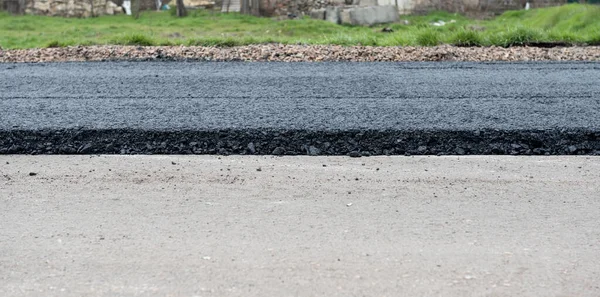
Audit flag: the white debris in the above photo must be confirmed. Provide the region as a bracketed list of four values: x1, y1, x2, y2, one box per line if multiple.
[122, 0, 131, 15]
[432, 20, 455, 27]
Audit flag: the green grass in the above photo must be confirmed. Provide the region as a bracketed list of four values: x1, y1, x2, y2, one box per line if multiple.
[1, 3, 599, 49]
[110, 33, 156, 46]
[497, 27, 545, 47]
[449, 29, 483, 46]
[416, 29, 441, 46]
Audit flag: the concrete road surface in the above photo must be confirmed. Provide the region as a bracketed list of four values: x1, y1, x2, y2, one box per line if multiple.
[1, 156, 599, 296]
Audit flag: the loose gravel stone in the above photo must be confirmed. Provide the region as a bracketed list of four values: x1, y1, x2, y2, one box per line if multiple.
[307, 145, 321, 156]
[272, 147, 286, 155]
[348, 151, 362, 158]
[568, 145, 578, 154]
[1, 45, 600, 63]
[247, 142, 256, 154]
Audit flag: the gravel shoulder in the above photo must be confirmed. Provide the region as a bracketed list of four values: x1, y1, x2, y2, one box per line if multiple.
[1, 44, 600, 62]
[1, 155, 599, 297]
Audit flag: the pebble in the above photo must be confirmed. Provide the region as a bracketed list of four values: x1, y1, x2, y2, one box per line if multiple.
[2, 45, 599, 63]
[272, 147, 286, 155]
[247, 142, 256, 154]
[348, 151, 362, 158]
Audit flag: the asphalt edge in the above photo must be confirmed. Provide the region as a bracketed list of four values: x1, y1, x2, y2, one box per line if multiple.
[2, 128, 600, 155]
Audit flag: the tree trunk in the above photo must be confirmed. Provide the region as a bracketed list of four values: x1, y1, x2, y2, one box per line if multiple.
[176, 0, 187, 17]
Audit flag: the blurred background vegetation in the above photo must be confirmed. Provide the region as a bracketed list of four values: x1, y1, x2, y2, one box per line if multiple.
[0, 3, 598, 49]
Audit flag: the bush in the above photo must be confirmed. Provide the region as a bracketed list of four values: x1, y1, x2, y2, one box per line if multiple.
[449, 30, 482, 47]
[416, 30, 441, 46]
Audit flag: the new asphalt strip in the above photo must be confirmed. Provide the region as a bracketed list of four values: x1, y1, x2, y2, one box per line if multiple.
[1, 61, 599, 155]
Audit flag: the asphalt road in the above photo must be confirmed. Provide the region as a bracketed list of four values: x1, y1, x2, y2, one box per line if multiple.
[1, 156, 599, 297]
[1, 62, 600, 155]
[2, 62, 600, 130]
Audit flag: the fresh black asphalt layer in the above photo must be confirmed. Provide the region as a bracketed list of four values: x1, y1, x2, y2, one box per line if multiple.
[1, 61, 599, 155]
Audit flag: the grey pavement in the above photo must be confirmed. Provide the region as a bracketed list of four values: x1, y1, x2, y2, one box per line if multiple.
[1, 156, 599, 296]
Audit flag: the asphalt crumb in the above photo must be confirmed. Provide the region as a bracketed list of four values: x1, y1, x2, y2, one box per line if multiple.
[1, 128, 599, 156]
